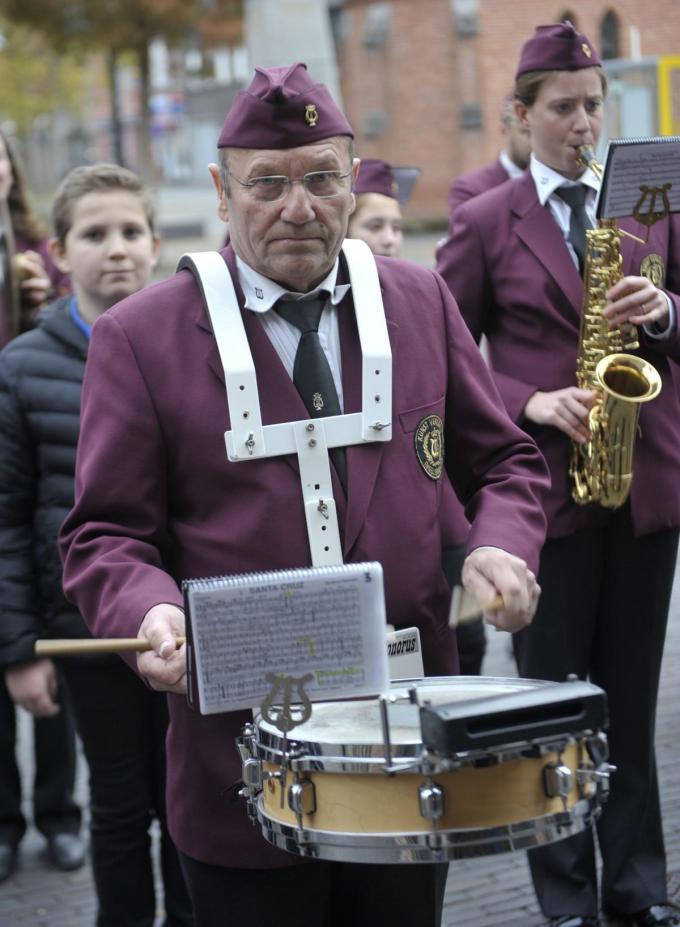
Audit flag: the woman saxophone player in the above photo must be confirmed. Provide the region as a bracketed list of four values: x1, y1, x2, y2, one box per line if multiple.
[436, 22, 680, 927]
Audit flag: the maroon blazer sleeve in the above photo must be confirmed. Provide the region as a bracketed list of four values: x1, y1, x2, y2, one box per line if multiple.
[429, 271, 549, 570]
[60, 310, 184, 645]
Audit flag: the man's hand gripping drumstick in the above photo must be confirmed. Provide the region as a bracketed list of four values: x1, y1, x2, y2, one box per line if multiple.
[452, 547, 541, 633]
[36, 603, 189, 694]
[136, 603, 188, 695]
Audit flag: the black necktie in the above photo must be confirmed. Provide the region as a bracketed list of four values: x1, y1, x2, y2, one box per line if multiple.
[555, 184, 592, 275]
[275, 296, 347, 492]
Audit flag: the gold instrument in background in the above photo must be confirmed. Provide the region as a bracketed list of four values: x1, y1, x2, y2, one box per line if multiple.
[569, 146, 662, 510]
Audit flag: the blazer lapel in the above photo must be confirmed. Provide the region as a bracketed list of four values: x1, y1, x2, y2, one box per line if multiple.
[512, 174, 584, 321]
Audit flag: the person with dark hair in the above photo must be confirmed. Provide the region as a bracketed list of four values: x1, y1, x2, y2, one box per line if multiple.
[0, 129, 69, 346]
[59, 63, 548, 927]
[436, 22, 680, 927]
[0, 163, 194, 926]
[0, 128, 80, 885]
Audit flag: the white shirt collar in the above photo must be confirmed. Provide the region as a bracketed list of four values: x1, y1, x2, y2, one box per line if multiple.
[499, 150, 525, 180]
[235, 255, 350, 313]
[530, 153, 599, 206]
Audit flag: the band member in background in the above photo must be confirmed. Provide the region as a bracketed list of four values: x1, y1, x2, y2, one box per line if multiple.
[446, 93, 531, 234]
[347, 157, 418, 257]
[436, 22, 680, 927]
[348, 157, 482, 672]
[60, 62, 548, 927]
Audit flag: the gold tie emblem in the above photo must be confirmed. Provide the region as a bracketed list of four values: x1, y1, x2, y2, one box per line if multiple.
[313, 392, 324, 411]
[305, 104, 319, 127]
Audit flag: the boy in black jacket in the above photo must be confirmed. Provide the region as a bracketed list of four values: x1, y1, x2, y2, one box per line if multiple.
[0, 164, 193, 926]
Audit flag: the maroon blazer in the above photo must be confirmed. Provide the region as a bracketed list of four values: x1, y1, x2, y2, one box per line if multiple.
[447, 158, 511, 235]
[60, 245, 548, 869]
[436, 170, 680, 539]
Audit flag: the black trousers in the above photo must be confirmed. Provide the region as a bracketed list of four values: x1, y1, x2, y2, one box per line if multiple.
[0, 670, 81, 846]
[180, 852, 448, 927]
[64, 659, 193, 927]
[513, 506, 678, 918]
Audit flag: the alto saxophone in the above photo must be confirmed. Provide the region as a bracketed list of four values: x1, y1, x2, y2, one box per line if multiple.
[569, 146, 662, 509]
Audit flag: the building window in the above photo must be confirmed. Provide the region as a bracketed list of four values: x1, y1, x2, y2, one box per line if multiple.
[601, 11, 620, 59]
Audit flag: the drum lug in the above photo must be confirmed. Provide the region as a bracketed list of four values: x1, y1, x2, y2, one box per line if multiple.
[577, 732, 616, 802]
[542, 761, 573, 809]
[288, 779, 316, 816]
[236, 723, 257, 762]
[419, 781, 445, 822]
[242, 757, 264, 791]
[577, 763, 617, 801]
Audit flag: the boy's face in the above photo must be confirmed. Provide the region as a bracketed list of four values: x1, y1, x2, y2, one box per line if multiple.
[50, 190, 159, 319]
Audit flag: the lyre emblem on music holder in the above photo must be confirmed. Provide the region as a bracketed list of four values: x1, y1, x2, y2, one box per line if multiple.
[312, 392, 324, 412]
[261, 672, 314, 734]
[633, 183, 672, 228]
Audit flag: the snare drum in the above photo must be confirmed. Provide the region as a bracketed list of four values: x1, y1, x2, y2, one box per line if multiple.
[239, 676, 610, 864]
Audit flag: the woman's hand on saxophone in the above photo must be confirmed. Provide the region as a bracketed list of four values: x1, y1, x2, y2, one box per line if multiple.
[524, 387, 596, 443]
[604, 275, 669, 329]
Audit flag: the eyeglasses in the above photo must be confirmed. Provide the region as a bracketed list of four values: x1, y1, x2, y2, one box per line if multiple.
[228, 169, 353, 203]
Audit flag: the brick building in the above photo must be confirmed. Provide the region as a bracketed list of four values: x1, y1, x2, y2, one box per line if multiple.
[334, 0, 680, 224]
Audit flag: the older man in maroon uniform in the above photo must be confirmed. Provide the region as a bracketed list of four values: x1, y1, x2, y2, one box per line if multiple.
[60, 62, 548, 927]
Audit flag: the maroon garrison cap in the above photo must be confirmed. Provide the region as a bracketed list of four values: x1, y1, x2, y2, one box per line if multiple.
[217, 62, 354, 149]
[354, 159, 420, 207]
[515, 22, 601, 78]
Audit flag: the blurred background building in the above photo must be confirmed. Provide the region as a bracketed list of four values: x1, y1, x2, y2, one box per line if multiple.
[0, 0, 679, 227]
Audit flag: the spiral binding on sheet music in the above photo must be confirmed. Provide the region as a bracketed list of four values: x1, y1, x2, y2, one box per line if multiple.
[181, 561, 382, 594]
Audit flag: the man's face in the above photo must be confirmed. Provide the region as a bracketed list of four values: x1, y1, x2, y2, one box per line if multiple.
[516, 69, 604, 180]
[210, 138, 358, 293]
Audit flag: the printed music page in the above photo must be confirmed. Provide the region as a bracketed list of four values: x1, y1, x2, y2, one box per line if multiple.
[597, 136, 680, 220]
[183, 562, 389, 714]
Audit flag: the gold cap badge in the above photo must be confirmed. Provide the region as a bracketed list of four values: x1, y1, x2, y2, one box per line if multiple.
[581, 43, 592, 58]
[305, 104, 319, 127]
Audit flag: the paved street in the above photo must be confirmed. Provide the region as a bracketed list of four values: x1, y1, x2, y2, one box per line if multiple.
[2, 221, 679, 924]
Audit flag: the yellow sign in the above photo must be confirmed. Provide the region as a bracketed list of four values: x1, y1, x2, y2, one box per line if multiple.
[658, 55, 680, 136]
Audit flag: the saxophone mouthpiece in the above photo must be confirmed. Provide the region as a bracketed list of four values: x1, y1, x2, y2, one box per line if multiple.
[576, 146, 602, 177]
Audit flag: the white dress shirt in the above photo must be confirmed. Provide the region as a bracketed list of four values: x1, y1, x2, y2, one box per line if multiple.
[235, 255, 350, 409]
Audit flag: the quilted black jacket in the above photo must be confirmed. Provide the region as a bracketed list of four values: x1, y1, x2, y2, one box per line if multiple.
[0, 297, 95, 665]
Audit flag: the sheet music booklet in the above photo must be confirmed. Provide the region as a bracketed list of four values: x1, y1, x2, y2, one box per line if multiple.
[596, 135, 680, 221]
[183, 561, 389, 714]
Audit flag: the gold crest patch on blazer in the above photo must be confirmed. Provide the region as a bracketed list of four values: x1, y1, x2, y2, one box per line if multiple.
[415, 414, 444, 480]
[640, 253, 665, 288]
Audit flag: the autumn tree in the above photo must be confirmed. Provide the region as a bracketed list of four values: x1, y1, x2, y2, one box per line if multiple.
[0, 0, 214, 176]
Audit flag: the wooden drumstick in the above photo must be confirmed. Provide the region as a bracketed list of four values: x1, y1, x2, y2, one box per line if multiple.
[448, 586, 504, 627]
[34, 637, 186, 657]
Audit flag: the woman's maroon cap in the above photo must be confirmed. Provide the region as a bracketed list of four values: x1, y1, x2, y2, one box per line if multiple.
[354, 159, 421, 206]
[217, 62, 354, 149]
[515, 22, 601, 78]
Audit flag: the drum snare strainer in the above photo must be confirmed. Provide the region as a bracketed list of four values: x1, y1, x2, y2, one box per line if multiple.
[237, 676, 613, 864]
